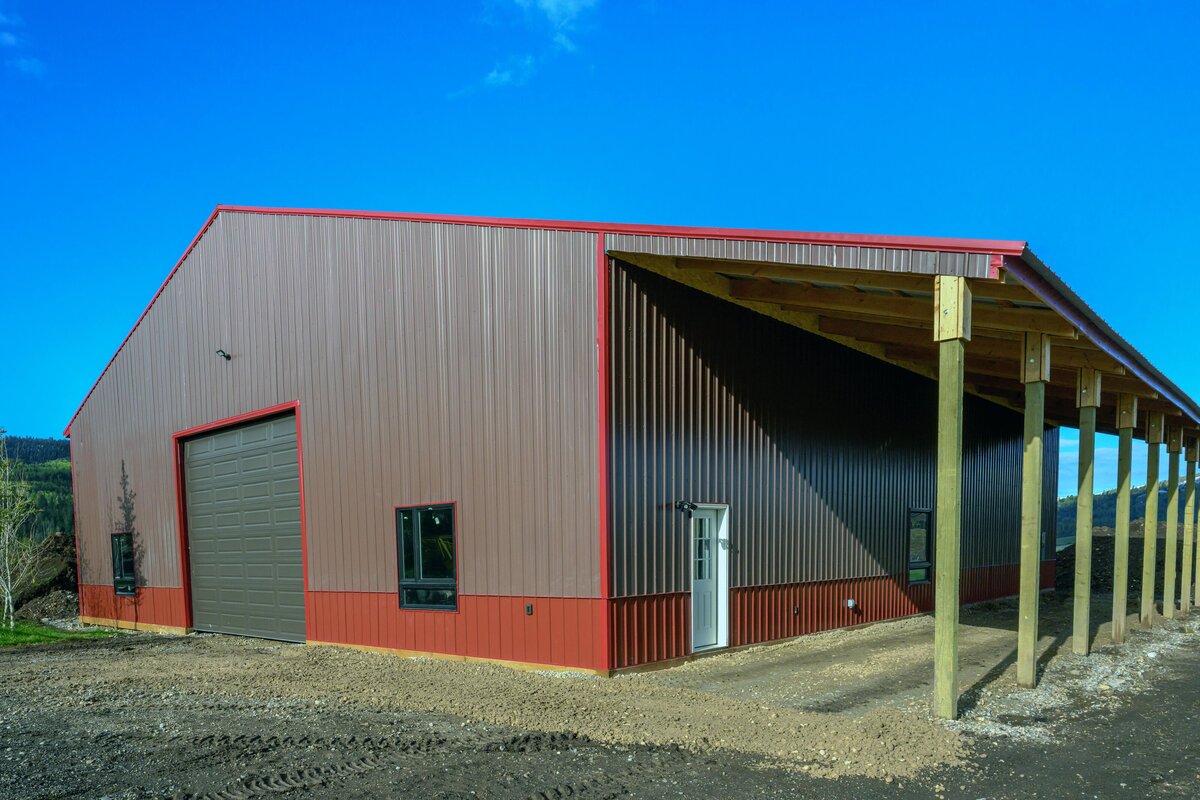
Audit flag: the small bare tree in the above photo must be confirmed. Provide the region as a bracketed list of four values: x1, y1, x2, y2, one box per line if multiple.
[0, 430, 50, 629]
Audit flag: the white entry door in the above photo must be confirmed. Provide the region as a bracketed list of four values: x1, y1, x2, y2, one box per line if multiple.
[691, 507, 729, 651]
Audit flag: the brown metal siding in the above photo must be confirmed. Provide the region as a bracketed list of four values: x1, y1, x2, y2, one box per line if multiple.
[71, 212, 600, 598]
[609, 262, 1059, 598]
[603, 233, 996, 278]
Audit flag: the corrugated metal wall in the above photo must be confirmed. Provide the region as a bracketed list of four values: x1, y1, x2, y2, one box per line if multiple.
[608, 262, 1058, 598]
[71, 212, 601, 599]
[603, 233, 996, 279]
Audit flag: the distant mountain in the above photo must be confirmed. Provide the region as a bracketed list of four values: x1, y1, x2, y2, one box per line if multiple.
[2, 436, 73, 537]
[1058, 479, 1200, 546]
[4, 436, 70, 464]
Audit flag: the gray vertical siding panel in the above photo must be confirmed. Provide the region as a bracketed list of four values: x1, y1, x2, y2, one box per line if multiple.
[72, 213, 600, 599]
[609, 262, 1059, 597]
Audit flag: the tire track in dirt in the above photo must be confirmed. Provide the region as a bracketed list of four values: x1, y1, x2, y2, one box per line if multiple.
[170, 730, 592, 798]
[517, 733, 696, 800]
[485, 731, 583, 752]
[174, 729, 685, 799]
[522, 776, 629, 800]
[175, 753, 387, 800]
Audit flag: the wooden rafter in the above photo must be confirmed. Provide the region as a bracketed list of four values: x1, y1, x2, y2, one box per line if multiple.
[617, 250, 1190, 421]
[728, 280, 1078, 337]
[883, 345, 1155, 397]
[816, 318, 1126, 373]
[675, 257, 1043, 304]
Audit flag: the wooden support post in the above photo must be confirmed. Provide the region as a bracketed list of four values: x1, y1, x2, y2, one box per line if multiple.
[1072, 369, 1101, 655]
[1163, 427, 1182, 619]
[1194, 445, 1200, 611]
[1017, 332, 1050, 688]
[1111, 394, 1137, 644]
[1195, 455, 1200, 610]
[933, 276, 970, 720]
[1182, 441, 1197, 614]
[1141, 412, 1165, 626]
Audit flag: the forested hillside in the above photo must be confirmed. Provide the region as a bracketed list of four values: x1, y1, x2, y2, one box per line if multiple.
[1058, 479, 1200, 544]
[5, 435, 71, 464]
[2, 435, 73, 537]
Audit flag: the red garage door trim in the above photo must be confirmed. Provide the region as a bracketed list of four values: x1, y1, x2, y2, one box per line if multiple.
[171, 401, 311, 634]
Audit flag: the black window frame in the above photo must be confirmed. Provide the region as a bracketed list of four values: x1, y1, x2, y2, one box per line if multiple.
[111, 531, 136, 596]
[907, 508, 933, 585]
[396, 504, 458, 611]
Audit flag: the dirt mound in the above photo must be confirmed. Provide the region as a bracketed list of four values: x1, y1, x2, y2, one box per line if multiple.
[1056, 529, 1191, 598]
[16, 590, 79, 621]
[14, 533, 77, 604]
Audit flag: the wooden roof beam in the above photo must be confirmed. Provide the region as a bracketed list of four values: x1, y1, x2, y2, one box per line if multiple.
[679, 258, 1045, 304]
[818, 317, 1124, 374]
[882, 345, 1154, 397]
[727, 280, 1078, 338]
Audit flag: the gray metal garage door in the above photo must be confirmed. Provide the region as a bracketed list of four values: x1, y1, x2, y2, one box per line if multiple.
[184, 414, 305, 642]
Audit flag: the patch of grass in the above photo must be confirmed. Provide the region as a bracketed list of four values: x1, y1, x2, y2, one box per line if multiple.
[0, 621, 115, 647]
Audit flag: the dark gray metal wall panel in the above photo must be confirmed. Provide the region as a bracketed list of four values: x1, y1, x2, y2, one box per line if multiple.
[604, 233, 995, 278]
[185, 414, 304, 641]
[609, 262, 1059, 597]
[71, 212, 600, 599]
[1042, 427, 1060, 559]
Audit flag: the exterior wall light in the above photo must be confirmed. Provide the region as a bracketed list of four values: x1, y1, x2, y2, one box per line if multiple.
[215, 349, 231, 361]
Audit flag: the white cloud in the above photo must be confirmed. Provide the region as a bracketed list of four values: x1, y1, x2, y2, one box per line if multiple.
[1, 10, 43, 76]
[451, 0, 596, 96]
[12, 55, 43, 76]
[484, 54, 536, 87]
[513, 0, 596, 51]
[515, 0, 597, 28]
[552, 31, 575, 52]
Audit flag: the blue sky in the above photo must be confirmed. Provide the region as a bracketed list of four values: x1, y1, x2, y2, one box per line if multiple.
[1, 1, 1197, 496]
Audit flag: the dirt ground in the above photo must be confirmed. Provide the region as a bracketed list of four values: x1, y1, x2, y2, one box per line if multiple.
[4, 585, 1200, 798]
[1056, 529, 1192, 598]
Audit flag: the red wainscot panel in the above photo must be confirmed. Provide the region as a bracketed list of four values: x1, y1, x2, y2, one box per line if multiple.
[960, 560, 1058, 605]
[305, 592, 608, 673]
[1041, 559, 1056, 590]
[733, 574, 924, 649]
[608, 592, 690, 670]
[79, 584, 188, 632]
[611, 560, 1057, 670]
